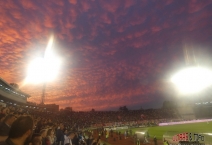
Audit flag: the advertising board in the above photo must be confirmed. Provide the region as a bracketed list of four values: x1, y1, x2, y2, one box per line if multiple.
[163, 131, 212, 145]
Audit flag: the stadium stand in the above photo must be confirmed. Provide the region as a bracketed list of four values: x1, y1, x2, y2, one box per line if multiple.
[176, 103, 196, 120]
[1, 77, 211, 145]
[0, 77, 30, 104]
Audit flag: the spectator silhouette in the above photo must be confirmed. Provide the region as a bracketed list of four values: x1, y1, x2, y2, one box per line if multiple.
[0, 115, 16, 136]
[31, 134, 42, 145]
[153, 136, 157, 145]
[1, 116, 33, 145]
[40, 129, 47, 145]
[56, 123, 64, 145]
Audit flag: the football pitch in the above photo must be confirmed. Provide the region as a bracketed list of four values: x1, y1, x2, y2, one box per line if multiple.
[120, 121, 212, 140]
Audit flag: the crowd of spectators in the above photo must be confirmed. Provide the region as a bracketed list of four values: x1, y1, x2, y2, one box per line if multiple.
[0, 103, 179, 145]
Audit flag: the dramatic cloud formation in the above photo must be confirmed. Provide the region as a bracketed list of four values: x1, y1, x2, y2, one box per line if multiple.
[0, 0, 212, 110]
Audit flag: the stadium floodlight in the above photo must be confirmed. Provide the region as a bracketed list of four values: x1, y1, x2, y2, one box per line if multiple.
[26, 36, 61, 84]
[25, 35, 62, 104]
[171, 66, 212, 94]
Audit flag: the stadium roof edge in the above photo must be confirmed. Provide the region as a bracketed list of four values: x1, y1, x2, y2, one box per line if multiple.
[0, 77, 31, 98]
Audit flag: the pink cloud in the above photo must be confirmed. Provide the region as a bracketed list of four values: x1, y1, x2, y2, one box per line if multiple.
[188, 0, 212, 13]
[99, 0, 121, 13]
[0, 0, 212, 111]
[68, 0, 77, 5]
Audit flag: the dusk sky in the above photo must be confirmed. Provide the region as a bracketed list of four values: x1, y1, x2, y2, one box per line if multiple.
[1, 0, 212, 111]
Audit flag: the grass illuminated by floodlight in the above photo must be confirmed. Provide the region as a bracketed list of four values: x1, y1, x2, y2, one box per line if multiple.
[118, 122, 212, 140]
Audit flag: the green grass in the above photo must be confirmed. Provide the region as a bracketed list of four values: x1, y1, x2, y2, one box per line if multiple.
[118, 121, 212, 140]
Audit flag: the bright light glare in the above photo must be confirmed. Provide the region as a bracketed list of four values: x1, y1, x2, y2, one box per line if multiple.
[171, 67, 212, 94]
[26, 36, 61, 84]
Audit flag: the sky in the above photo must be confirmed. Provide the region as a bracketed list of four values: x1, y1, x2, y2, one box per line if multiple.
[0, 0, 212, 111]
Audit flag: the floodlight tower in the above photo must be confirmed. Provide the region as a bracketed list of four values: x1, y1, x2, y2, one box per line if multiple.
[40, 36, 54, 105]
[171, 43, 212, 120]
[26, 35, 61, 106]
[40, 47, 47, 105]
[41, 50, 46, 105]
[41, 82, 46, 105]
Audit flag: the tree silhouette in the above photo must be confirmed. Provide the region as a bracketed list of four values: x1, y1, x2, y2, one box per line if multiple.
[10, 83, 19, 89]
[91, 108, 95, 112]
[119, 105, 128, 111]
[65, 107, 72, 111]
